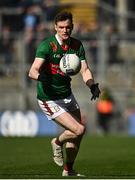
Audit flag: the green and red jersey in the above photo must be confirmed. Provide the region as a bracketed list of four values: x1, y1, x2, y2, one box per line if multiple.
[36, 35, 86, 101]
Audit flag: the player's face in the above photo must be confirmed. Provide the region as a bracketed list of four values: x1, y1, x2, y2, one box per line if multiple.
[55, 19, 73, 41]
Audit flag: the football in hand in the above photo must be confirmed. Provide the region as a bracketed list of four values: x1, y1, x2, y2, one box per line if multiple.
[59, 54, 81, 76]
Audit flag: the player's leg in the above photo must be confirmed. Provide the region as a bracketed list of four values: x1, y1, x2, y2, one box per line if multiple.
[62, 109, 85, 176]
[65, 109, 82, 164]
[52, 110, 85, 167]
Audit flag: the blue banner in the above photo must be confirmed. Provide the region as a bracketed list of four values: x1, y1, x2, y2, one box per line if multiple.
[0, 111, 59, 137]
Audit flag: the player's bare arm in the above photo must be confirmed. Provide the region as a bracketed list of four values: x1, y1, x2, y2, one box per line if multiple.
[28, 58, 44, 80]
[80, 60, 101, 100]
[80, 60, 94, 86]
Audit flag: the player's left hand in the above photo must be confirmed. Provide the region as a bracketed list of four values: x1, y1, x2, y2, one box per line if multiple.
[90, 83, 101, 101]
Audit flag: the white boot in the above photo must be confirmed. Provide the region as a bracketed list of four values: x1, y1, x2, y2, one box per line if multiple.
[51, 138, 63, 166]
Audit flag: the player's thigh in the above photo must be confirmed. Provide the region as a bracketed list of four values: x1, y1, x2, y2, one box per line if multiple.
[54, 111, 83, 134]
[65, 110, 85, 147]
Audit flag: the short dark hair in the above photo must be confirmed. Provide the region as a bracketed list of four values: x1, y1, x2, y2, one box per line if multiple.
[54, 11, 73, 24]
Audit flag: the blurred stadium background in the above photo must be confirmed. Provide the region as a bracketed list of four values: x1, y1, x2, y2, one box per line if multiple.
[0, 0, 135, 137]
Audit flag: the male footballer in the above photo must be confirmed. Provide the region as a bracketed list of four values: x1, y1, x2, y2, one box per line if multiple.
[28, 11, 100, 177]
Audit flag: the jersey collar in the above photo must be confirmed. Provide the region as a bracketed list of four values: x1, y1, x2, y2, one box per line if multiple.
[55, 34, 70, 46]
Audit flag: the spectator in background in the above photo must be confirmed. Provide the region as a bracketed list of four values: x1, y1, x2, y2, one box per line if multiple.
[105, 24, 120, 64]
[24, 4, 41, 64]
[73, 21, 91, 39]
[96, 87, 115, 135]
[41, 0, 59, 22]
[17, 0, 34, 9]
[23, 4, 41, 85]
[35, 22, 51, 45]
[0, 25, 14, 76]
[24, 6, 38, 30]
[88, 22, 99, 71]
[0, 0, 19, 7]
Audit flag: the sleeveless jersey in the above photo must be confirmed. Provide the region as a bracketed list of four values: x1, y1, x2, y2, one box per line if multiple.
[36, 35, 86, 101]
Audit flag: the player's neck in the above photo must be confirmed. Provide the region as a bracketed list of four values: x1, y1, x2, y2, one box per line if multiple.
[55, 34, 70, 45]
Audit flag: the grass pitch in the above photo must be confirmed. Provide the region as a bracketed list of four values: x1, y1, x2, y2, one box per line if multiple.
[0, 135, 135, 179]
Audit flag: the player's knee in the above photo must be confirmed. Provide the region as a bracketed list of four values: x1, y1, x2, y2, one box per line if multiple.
[64, 130, 77, 139]
[75, 124, 85, 136]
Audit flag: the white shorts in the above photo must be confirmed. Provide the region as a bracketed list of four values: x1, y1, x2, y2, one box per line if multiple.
[38, 94, 80, 120]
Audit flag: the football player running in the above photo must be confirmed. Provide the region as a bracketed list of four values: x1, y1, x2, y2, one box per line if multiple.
[28, 11, 100, 177]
